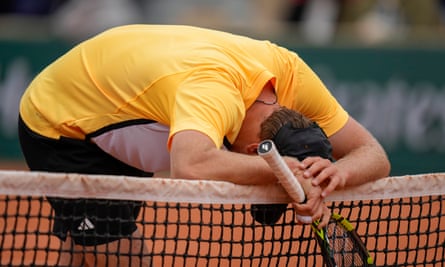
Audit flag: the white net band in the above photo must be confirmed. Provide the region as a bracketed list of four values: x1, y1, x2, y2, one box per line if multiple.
[0, 170, 443, 203]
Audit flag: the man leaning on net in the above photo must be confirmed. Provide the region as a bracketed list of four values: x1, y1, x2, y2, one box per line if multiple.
[18, 24, 390, 266]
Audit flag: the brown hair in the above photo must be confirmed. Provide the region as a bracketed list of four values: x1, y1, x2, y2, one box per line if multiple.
[259, 107, 313, 140]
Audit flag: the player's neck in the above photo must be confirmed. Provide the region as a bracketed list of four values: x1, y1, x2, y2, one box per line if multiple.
[255, 82, 277, 105]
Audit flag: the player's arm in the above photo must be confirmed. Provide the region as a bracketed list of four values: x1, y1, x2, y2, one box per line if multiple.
[302, 116, 391, 197]
[170, 130, 278, 184]
[171, 130, 328, 221]
[170, 129, 317, 188]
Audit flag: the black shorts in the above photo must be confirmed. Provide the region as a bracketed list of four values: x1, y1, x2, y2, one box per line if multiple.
[18, 116, 153, 246]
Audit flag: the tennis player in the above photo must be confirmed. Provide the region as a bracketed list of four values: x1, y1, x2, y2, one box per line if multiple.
[18, 24, 390, 266]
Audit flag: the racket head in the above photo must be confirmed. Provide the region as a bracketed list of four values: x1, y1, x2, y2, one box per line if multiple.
[313, 213, 375, 267]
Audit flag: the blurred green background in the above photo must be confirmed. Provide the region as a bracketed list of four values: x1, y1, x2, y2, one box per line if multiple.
[1, 0, 444, 175]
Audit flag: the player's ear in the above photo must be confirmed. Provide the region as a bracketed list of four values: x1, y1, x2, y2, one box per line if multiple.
[246, 143, 259, 155]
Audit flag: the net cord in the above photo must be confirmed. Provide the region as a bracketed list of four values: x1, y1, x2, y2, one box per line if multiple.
[0, 170, 443, 203]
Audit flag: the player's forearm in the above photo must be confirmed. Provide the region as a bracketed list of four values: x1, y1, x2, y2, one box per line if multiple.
[172, 148, 278, 185]
[335, 142, 390, 187]
[328, 117, 391, 188]
[170, 131, 279, 184]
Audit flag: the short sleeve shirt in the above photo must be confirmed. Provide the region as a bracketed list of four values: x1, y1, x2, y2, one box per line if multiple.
[20, 25, 348, 149]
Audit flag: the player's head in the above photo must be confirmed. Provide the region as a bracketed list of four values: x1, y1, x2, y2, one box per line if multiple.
[251, 107, 333, 225]
[259, 107, 333, 161]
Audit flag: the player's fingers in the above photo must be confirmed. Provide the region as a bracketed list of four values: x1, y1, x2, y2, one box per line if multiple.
[302, 157, 331, 179]
[296, 157, 317, 173]
[293, 195, 324, 218]
[319, 170, 347, 198]
[321, 177, 340, 198]
[311, 167, 336, 187]
[316, 206, 331, 229]
[312, 208, 324, 225]
[301, 200, 326, 226]
[292, 201, 319, 218]
[291, 203, 310, 224]
[292, 206, 322, 225]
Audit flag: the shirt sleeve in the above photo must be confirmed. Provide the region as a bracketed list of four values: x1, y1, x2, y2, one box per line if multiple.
[167, 73, 245, 149]
[292, 58, 349, 137]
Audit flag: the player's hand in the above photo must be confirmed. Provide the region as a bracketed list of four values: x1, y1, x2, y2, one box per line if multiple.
[299, 156, 347, 198]
[291, 182, 326, 224]
[316, 205, 331, 229]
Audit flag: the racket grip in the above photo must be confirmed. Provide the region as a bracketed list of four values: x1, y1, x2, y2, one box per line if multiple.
[258, 140, 312, 223]
[295, 214, 313, 224]
[258, 140, 306, 203]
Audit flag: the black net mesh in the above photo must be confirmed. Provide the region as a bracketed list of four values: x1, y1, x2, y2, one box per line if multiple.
[1, 195, 444, 266]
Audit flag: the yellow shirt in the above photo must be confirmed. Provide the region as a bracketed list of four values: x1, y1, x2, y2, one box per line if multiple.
[20, 24, 348, 149]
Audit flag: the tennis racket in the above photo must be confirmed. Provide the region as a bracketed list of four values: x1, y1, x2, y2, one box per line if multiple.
[257, 139, 374, 267]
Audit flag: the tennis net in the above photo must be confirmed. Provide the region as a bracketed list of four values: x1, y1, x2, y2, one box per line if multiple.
[0, 170, 444, 266]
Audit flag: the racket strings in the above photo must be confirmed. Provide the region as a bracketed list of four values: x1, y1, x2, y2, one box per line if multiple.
[327, 220, 367, 267]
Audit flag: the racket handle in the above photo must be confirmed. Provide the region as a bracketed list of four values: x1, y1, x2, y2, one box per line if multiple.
[295, 214, 313, 224]
[257, 140, 312, 223]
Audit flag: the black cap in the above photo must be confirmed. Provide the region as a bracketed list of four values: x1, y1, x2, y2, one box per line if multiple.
[273, 122, 333, 161]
